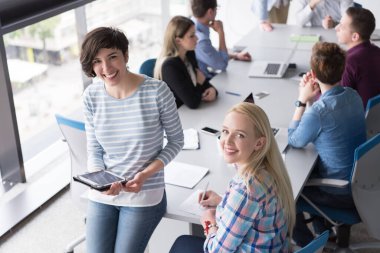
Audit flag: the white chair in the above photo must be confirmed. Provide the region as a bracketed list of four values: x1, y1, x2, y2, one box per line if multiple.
[365, 94, 380, 139]
[55, 114, 87, 253]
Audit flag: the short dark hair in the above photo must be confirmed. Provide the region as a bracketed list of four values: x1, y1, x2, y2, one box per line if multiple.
[346, 7, 375, 41]
[80, 27, 129, 77]
[310, 42, 346, 85]
[191, 0, 217, 18]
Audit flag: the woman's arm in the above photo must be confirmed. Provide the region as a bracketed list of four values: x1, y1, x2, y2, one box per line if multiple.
[162, 58, 204, 109]
[83, 88, 105, 171]
[204, 184, 261, 252]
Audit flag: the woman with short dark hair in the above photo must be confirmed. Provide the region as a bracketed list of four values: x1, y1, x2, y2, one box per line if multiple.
[80, 27, 184, 253]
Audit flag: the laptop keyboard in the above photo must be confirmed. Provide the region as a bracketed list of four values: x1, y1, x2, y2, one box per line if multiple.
[272, 128, 279, 136]
[265, 63, 280, 75]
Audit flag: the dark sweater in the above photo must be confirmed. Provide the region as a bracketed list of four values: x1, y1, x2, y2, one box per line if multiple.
[341, 41, 380, 108]
[161, 51, 217, 109]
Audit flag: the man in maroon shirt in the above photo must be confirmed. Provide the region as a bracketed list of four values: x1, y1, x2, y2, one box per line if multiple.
[336, 7, 380, 108]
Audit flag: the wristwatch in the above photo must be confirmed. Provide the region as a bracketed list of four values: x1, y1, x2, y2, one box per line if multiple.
[295, 100, 306, 107]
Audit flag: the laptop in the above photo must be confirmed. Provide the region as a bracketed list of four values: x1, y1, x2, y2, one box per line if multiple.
[248, 61, 289, 78]
[248, 42, 299, 78]
[244, 93, 289, 153]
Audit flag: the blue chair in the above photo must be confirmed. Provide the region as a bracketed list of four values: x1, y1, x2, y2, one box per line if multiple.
[298, 133, 380, 251]
[55, 114, 87, 253]
[365, 94, 380, 139]
[139, 58, 156, 77]
[169, 231, 329, 253]
[295, 230, 329, 253]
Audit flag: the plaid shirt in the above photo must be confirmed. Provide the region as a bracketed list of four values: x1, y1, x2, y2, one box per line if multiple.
[204, 170, 290, 252]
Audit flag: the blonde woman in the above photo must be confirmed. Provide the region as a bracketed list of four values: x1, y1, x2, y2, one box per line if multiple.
[154, 16, 217, 109]
[170, 102, 295, 252]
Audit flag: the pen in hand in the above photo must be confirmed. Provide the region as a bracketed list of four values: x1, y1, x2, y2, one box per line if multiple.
[200, 181, 210, 204]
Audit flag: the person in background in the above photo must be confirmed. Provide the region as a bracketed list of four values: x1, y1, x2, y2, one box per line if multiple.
[293, 0, 353, 29]
[169, 102, 295, 253]
[190, 0, 251, 79]
[80, 27, 184, 253]
[288, 42, 366, 247]
[336, 7, 380, 108]
[251, 0, 290, 32]
[154, 16, 218, 109]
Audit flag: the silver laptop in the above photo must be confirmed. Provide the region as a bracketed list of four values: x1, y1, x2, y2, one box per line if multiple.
[248, 61, 289, 78]
[272, 127, 289, 153]
[248, 41, 299, 78]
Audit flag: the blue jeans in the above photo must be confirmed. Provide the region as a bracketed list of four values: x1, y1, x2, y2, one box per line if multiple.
[86, 193, 166, 253]
[169, 235, 205, 253]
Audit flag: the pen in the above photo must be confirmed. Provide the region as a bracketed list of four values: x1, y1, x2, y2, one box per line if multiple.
[200, 181, 210, 202]
[225, 91, 241, 97]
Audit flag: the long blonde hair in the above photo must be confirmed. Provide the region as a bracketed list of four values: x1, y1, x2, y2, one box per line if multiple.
[154, 16, 194, 79]
[228, 102, 295, 237]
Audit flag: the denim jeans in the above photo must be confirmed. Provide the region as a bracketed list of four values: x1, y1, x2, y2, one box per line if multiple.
[169, 235, 205, 253]
[86, 193, 166, 253]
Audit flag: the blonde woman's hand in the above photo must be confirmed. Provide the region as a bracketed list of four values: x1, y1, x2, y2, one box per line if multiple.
[200, 208, 217, 227]
[198, 190, 222, 207]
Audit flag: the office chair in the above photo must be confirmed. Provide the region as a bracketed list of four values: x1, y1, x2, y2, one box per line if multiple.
[365, 94, 380, 139]
[298, 133, 380, 252]
[55, 114, 87, 253]
[295, 230, 329, 253]
[139, 58, 156, 77]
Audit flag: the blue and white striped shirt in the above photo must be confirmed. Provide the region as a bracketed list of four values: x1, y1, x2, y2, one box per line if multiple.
[83, 76, 184, 206]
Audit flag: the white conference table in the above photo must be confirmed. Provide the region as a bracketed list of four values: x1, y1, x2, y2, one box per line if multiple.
[163, 24, 341, 225]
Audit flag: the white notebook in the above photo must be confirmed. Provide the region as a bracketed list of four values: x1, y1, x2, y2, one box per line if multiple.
[164, 161, 209, 188]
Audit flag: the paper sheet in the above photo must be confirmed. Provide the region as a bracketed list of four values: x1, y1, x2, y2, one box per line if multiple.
[164, 161, 209, 188]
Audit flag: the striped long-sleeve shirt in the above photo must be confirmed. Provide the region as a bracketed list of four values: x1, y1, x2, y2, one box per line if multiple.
[83, 76, 184, 206]
[204, 169, 290, 252]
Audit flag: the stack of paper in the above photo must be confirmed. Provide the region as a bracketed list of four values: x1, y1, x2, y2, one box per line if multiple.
[290, 34, 320, 43]
[183, 128, 199, 150]
[164, 161, 209, 188]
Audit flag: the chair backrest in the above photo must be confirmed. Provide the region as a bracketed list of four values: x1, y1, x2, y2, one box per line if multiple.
[351, 133, 380, 240]
[55, 114, 88, 211]
[295, 230, 329, 253]
[365, 94, 380, 139]
[139, 58, 156, 78]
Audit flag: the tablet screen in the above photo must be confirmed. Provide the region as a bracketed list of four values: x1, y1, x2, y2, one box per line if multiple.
[80, 171, 124, 186]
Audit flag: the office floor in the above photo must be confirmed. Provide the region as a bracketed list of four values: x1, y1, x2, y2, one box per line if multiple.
[0, 187, 379, 253]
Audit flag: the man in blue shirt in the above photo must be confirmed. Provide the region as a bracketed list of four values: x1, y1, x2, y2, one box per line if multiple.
[288, 42, 366, 247]
[190, 0, 252, 79]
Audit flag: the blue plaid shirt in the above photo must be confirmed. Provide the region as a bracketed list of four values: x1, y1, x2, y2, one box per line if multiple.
[204, 170, 290, 252]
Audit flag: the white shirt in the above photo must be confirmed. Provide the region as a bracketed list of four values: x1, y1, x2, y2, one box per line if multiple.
[293, 0, 353, 27]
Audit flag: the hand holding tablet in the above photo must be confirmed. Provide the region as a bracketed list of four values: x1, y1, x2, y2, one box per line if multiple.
[73, 170, 127, 191]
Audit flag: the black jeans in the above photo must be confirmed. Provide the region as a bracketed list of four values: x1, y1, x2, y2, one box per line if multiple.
[293, 186, 355, 247]
[169, 235, 205, 253]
